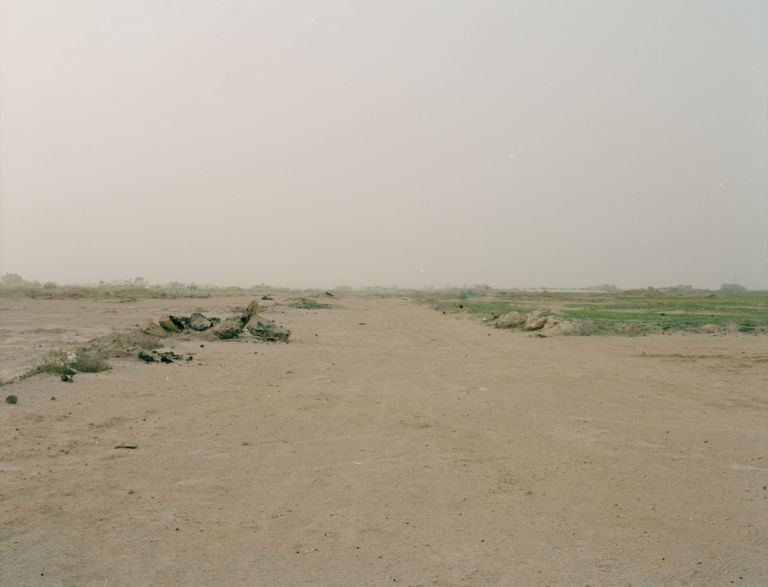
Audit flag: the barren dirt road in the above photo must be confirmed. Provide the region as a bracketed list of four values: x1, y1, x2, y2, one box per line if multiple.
[1, 294, 766, 585]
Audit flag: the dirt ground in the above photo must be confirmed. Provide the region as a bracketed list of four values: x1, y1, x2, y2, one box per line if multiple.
[1, 294, 766, 585]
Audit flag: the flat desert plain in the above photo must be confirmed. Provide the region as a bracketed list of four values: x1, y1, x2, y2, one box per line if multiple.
[1, 293, 767, 585]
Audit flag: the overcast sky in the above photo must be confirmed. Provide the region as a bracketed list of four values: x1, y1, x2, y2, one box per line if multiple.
[1, 1, 766, 289]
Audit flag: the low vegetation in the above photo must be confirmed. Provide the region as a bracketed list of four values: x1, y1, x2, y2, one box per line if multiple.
[30, 349, 111, 378]
[287, 297, 333, 310]
[415, 289, 768, 335]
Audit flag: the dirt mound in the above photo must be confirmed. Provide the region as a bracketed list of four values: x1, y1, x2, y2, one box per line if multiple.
[494, 309, 570, 333]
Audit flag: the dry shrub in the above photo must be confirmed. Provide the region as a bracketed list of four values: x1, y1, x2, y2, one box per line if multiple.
[71, 351, 111, 373]
[32, 349, 111, 376]
[32, 351, 74, 377]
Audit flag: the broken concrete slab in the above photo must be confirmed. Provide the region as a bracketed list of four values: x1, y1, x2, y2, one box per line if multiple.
[139, 319, 167, 337]
[158, 315, 182, 333]
[209, 317, 246, 339]
[187, 312, 213, 331]
[246, 314, 291, 342]
[244, 300, 260, 321]
[206, 300, 261, 339]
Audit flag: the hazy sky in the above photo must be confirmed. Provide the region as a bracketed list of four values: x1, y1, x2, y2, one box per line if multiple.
[1, 1, 766, 289]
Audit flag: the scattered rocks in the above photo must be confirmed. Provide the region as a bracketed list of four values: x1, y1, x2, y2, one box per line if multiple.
[208, 300, 260, 340]
[158, 316, 182, 333]
[16, 298, 289, 385]
[187, 312, 213, 331]
[138, 349, 189, 364]
[210, 316, 247, 339]
[246, 314, 291, 342]
[139, 319, 167, 337]
[157, 350, 183, 363]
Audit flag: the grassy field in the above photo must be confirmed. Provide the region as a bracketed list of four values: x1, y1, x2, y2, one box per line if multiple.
[414, 290, 768, 335]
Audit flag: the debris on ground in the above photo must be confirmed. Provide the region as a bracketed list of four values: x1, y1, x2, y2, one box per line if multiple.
[209, 316, 246, 339]
[139, 319, 168, 337]
[246, 314, 291, 342]
[158, 315, 183, 332]
[204, 300, 257, 339]
[9, 299, 288, 385]
[187, 312, 213, 331]
[157, 350, 184, 363]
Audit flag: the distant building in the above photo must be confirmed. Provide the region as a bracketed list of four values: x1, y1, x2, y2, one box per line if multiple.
[1, 273, 24, 286]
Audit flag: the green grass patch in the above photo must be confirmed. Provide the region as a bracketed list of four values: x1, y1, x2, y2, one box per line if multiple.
[413, 290, 768, 335]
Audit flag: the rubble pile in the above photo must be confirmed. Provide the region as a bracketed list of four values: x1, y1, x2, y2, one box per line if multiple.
[141, 300, 290, 343]
[10, 300, 291, 385]
[493, 309, 572, 333]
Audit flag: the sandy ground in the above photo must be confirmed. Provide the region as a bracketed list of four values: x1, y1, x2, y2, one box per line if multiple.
[1, 294, 766, 586]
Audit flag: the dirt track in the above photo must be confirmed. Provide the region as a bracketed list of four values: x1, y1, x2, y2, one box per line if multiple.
[1, 294, 766, 585]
